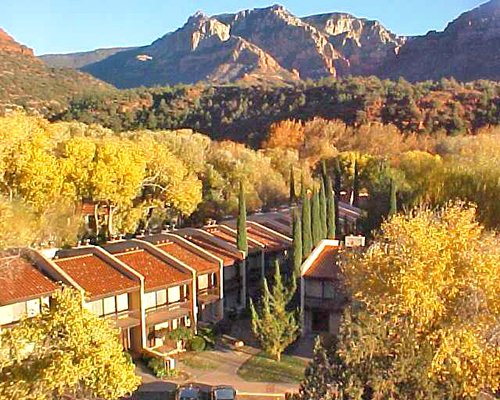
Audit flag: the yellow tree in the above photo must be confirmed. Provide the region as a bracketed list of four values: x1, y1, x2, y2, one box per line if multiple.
[338, 202, 500, 399]
[0, 287, 140, 400]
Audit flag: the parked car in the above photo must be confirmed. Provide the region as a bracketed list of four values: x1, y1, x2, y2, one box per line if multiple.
[176, 384, 202, 400]
[210, 385, 237, 400]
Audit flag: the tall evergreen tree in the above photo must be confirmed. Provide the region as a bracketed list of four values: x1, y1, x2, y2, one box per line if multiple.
[237, 181, 248, 254]
[289, 167, 296, 205]
[326, 177, 336, 240]
[319, 177, 327, 240]
[351, 157, 360, 207]
[334, 158, 342, 236]
[312, 187, 321, 246]
[250, 262, 299, 362]
[292, 208, 303, 278]
[389, 178, 398, 217]
[301, 181, 313, 258]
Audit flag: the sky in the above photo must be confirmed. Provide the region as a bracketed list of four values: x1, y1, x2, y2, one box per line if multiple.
[1, 0, 488, 55]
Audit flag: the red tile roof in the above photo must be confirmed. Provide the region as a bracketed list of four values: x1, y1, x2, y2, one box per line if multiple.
[303, 245, 341, 280]
[205, 227, 261, 252]
[247, 226, 290, 251]
[156, 241, 218, 273]
[0, 256, 58, 306]
[54, 253, 139, 299]
[114, 249, 190, 291]
[175, 232, 243, 267]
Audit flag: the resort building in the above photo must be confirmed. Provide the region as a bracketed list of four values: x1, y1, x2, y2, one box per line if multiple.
[300, 240, 348, 335]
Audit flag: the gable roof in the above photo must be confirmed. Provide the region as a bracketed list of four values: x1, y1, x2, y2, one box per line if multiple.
[222, 220, 291, 251]
[301, 240, 341, 280]
[104, 241, 191, 291]
[203, 225, 262, 254]
[0, 255, 58, 306]
[53, 249, 140, 299]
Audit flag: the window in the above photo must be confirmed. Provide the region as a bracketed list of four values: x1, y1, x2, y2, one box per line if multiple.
[168, 286, 181, 303]
[0, 304, 15, 325]
[305, 280, 322, 298]
[116, 293, 129, 312]
[103, 297, 116, 315]
[143, 292, 156, 309]
[156, 290, 167, 307]
[86, 300, 103, 316]
[198, 274, 209, 290]
[323, 282, 336, 299]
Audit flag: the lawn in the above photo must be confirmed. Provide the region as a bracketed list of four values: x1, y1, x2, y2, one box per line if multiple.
[178, 351, 221, 371]
[237, 351, 308, 383]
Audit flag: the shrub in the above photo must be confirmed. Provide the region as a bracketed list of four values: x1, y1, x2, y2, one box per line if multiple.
[146, 357, 179, 379]
[188, 336, 206, 352]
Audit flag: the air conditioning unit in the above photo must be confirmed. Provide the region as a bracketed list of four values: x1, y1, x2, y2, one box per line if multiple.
[345, 235, 366, 248]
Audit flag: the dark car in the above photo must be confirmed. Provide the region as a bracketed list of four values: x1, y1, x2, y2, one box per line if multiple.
[176, 384, 202, 400]
[210, 385, 237, 400]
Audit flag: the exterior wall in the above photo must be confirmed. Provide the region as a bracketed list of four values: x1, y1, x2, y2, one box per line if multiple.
[0, 296, 50, 327]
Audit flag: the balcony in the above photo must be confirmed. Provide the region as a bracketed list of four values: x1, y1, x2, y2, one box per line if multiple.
[105, 309, 141, 329]
[304, 295, 347, 312]
[146, 300, 191, 326]
[198, 287, 220, 305]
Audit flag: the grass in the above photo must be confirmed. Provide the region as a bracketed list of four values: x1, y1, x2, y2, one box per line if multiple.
[237, 351, 308, 383]
[178, 351, 221, 371]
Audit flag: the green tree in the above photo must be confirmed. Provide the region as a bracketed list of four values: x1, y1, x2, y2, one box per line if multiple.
[289, 167, 296, 205]
[326, 178, 336, 240]
[311, 187, 321, 246]
[0, 288, 140, 400]
[319, 177, 327, 239]
[236, 181, 248, 255]
[301, 183, 313, 258]
[292, 207, 302, 277]
[389, 177, 397, 216]
[250, 262, 299, 362]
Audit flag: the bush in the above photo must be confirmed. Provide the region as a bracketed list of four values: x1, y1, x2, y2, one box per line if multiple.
[197, 327, 216, 348]
[146, 357, 178, 378]
[188, 336, 206, 352]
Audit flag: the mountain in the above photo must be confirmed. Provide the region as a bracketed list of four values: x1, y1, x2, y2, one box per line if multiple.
[82, 11, 297, 88]
[0, 28, 114, 112]
[40, 47, 135, 68]
[380, 0, 500, 81]
[303, 13, 405, 76]
[42, 1, 500, 87]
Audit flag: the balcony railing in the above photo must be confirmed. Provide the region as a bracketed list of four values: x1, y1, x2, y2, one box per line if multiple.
[105, 309, 141, 329]
[304, 295, 347, 311]
[198, 287, 220, 304]
[145, 300, 191, 326]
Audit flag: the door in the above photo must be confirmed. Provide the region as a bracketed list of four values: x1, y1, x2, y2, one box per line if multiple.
[311, 309, 330, 333]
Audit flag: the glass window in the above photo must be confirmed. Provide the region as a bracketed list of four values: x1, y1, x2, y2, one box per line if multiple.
[323, 282, 336, 299]
[305, 280, 322, 298]
[198, 274, 209, 290]
[168, 286, 181, 303]
[116, 293, 129, 312]
[103, 297, 116, 315]
[143, 291, 156, 309]
[26, 299, 41, 317]
[156, 290, 167, 306]
[86, 300, 103, 316]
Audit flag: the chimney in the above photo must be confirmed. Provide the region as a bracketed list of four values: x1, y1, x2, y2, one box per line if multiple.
[83, 239, 91, 246]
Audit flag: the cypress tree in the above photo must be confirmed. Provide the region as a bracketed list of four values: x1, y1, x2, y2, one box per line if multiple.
[311, 187, 321, 246]
[351, 157, 360, 207]
[334, 157, 342, 235]
[326, 177, 336, 239]
[289, 167, 296, 205]
[301, 182, 313, 258]
[292, 208, 302, 278]
[389, 178, 398, 217]
[237, 181, 248, 254]
[319, 177, 327, 240]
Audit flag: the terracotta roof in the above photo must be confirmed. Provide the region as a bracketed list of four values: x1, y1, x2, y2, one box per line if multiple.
[247, 226, 290, 251]
[303, 245, 341, 280]
[251, 219, 292, 236]
[204, 227, 261, 252]
[113, 249, 190, 291]
[175, 231, 243, 267]
[0, 256, 58, 306]
[54, 253, 139, 299]
[156, 241, 218, 274]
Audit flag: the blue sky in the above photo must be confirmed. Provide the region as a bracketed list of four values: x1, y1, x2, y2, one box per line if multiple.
[2, 0, 487, 55]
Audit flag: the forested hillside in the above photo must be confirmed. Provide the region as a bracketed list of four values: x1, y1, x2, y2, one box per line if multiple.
[55, 77, 500, 145]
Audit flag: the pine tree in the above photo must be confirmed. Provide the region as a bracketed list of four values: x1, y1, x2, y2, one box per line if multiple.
[319, 177, 327, 240]
[389, 178, 397, 217]
[326, 177, 336, 240]
[289, 167, 296, 205]
[237, 181, 248, 254]
[312, 187, 321, 246]
[250, 262, 299, 362]
[292, 208, 303, 277]
[301, 181, 313, 258]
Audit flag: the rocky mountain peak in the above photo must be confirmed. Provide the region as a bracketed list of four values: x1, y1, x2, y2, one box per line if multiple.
[0, 28, 34, 56]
